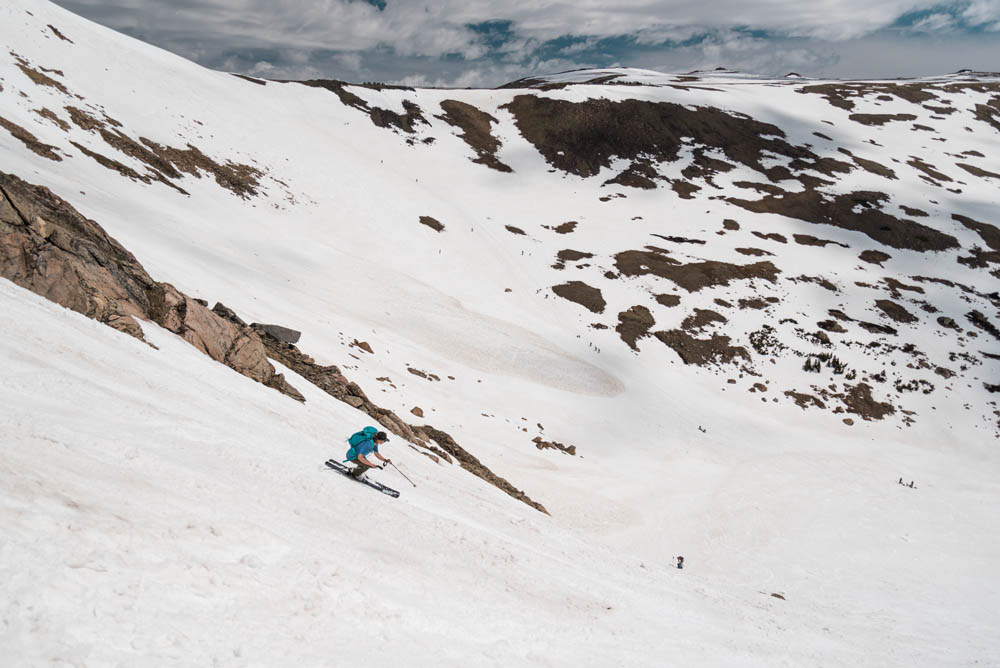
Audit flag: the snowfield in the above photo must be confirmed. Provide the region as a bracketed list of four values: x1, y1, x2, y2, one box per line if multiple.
[1, 1, 999, 666]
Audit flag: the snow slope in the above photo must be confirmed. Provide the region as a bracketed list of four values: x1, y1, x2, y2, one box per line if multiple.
[2, 1, 999, 665]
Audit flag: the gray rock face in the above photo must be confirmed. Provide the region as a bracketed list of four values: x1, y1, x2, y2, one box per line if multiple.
[252, 323, 301, 344]
[0, 171, 302, 402]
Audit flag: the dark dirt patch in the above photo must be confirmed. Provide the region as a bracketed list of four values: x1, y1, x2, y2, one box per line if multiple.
[407, 367, 441, 382]
[842, 383, 895, 420]
[849, 113, 918, 126]
[857, 321, 898, 336]
[651, 234, 705, 245]
[232, 73, 266, 86]
[294, 79, 428, 134]
[616, 305, 655, 350]
[654, 330, 749, 366]
[417, 425, 548, 514]
[900, 205, 928, 217]
[953, 214, 1000, 252]
[65, 105, 105, 132]
[681, 308, 727, 332]
[438, 100, 512, 172]
[738, 298, 772, 310]
[552, 248, 594, 269]
[614, 250, 780, 292]
[923, 104, 956, 115]
[859, 249, 891, 266]
[47, 25, 73, 43]
[605, 159, 661, 189]
[502, 95, 851, 189]
[908, 157, 952, 183]
[789, 275, 838, 292]
[956, 163, 1000, 180]
[728, 190, 959, 252]
[813, 132, 833, 140]
[670, 180, 701, 198]
[798, 82, 939, 111]
[735, 247, 773, 257]
[785, 390, 826, 409]
[0, 115, 62, 161]
[137, 139, 262, 199]
[552, 280, 606, 313]
[875, 299, 918, 324]
[552, 221, 577, 234]
[69, 141, 186, 194]
[505, 225, 526, 235]
[752, 231, 787, 244]
[817, 319, 847, 333]
[418, 215, 444, 232]
[32, 108, 69, 131]
[15, 60, 68, 94]
[972, 96, 1000, 133]
[532, 437, 576, 456]
[722, 219, 740, 231]
[912, 124, 936, 132]
[882, 277, 924, 297]
[655, 294, 681, 307]
[967, 310, 1000, 341]
[793, 234, 847, 248]
[838, 148, 897, 180]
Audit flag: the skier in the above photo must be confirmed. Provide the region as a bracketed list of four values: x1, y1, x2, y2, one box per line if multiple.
[676, 556, 684, 569]
[346, 428, 391, 480]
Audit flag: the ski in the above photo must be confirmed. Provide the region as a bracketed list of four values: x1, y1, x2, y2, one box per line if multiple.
[324, 459, 400, 498]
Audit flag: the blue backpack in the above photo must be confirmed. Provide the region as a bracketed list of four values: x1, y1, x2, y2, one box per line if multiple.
[348, 426, 378, 447]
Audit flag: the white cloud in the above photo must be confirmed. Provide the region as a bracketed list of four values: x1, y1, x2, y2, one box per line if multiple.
[51, 0, 1000, 86]
[910, 13, 957, 32]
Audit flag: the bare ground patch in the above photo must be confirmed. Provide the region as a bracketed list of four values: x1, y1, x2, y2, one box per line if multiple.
[552, 281, 606, 313]
[437, 100, 512, 172]
[0, 115, 62, 161]
[728, 190, 959, 252]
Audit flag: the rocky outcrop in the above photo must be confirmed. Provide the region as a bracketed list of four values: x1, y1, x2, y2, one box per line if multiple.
[0, 171, 301, 400]
[243, 321, 549, 514]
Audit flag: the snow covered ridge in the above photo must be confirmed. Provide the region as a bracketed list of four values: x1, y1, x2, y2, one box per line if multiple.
[2, 0, 996, 440]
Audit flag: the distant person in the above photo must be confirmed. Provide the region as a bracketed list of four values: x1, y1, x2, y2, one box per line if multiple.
[345, 427, 391, 480]
[908, 481, 915, 488]
[898, 477, 904, 485]
[676, 556, 684, 570]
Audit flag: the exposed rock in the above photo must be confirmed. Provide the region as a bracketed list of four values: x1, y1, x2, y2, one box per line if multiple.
[411, 406, 424, 418]
[729, 190, 959, 252]
[532, 437, 576, 456]
[875, 300, 918, 324]
[860, 250, 891, 266]
[616, 305, 655, 350]
[414, 425, 548, 514]
[654, 329, 750, 366]
[615, 250, 780, 292]
[0, 115, 62, 161]
[0, 171, 300, 401]
[841, 383, 895, 420]
[552, 280, 606, 313]
[252, 323, 301, 345]
[418, 215, 444, 232]
[437, 99, 512, 172]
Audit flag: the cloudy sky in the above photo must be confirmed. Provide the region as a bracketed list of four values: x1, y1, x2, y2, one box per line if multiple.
[53, 0, 1000, 86]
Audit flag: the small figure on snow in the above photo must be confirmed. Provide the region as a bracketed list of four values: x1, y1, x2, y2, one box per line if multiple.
[908, 481, 916, 489]
[345, 426, 391, 480]
[675, 556, 684, 569]
[898, 477, 904, 485]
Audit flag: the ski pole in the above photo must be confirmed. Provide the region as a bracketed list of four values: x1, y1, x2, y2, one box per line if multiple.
[388, 461, 416, 487]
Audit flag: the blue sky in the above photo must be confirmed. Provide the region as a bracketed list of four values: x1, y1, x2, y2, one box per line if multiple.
[53, 1, 1000, 86]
